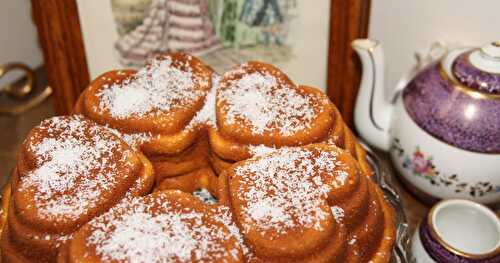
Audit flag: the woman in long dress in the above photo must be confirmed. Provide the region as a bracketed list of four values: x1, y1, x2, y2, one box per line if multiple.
[239, 0, 284, 45]
[115, 0, 221, 67]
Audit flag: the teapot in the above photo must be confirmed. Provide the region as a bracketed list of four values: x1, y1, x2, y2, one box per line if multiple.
[352, 39, 500, 205]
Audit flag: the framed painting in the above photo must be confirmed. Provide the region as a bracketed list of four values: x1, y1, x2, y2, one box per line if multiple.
[32, 0, 370, 127]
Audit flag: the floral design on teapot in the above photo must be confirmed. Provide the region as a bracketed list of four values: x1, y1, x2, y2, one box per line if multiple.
[392, 138, 500, 198]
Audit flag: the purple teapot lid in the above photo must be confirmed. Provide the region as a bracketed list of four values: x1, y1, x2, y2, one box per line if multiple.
[452, 41, 500, 94]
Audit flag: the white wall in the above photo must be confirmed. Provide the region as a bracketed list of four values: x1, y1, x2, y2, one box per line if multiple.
[369, 0, 500, 95]
[0, 1, 43, 83]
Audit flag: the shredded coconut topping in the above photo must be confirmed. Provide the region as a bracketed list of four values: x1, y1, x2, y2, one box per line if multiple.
[234, 147, 346, 236]
[212, 206, 251, 258]
[218, 71, 320, 135]
[20, 115, 133, 220]
[97, 56, 206, 119]
[186, 74, 219, 130]
[102, 125, 156, 150]
[87, 195, 239, 263]
[248, 144, 278, 157]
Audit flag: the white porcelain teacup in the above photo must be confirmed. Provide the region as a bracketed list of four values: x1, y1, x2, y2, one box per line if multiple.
[412, 199, 500, 262]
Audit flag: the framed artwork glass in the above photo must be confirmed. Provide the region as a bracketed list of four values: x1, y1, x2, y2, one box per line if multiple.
[32, 0, 370, 127]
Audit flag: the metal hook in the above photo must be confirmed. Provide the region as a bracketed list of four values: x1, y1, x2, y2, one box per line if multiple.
[0, 63, 52, 115]
[0, 63, 36, 99]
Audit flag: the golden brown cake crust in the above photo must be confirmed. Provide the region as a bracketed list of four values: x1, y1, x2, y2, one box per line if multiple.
[149, 136, 210, 181]
[217, 144, 395, 262]
[1, 115, 154, 262]
[153, 167, 219, 196]
[74, 53, 214, 156]
[208, 71, 373, 179]
[82, 53, 212, 134]
[14, 116, 142, 232]
[0, 178, 11, 236]
[208, 150, 235, 175]
[59, 190, 244, 263]
[216, 62, 334, 146]
[219, 145, 345, 261]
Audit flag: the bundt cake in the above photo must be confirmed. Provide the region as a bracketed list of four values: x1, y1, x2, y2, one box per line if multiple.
[0, 115, 154, 262]
[0, 53, 396, 262]
[73, 53, 215, 189]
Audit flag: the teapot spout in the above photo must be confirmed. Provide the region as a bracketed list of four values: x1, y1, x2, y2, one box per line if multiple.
[352, 39, 392, 151]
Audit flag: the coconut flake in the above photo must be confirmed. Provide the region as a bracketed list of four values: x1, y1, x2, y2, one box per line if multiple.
[87, 195, 238, 263]
[186, 73, 219, 130]
[20, 115, 134, 220]
[102, 125, 155, 150]
[248, 144, 278, 157]
[212, 205, 251, 257]
[234, 148, 345, 236]
[97, 56, 206, 119]
[218, 71, 321, 136]
[330, 206, 345, 223]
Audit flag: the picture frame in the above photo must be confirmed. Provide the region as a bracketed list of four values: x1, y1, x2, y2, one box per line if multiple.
[32, 0, 371, 127]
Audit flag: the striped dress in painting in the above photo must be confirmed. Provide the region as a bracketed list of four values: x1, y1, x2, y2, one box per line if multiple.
[115, 0, 221, 66]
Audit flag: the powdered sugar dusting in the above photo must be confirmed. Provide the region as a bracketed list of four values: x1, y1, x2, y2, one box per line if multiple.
[212, 205, 251, 258]
[186, 73, 219, 130]
[102, 125, 156, 150]
[233, 147, 342, 236]
[29, 232, 74, 249]
[86, 194, 240, 263]
[97, 56, 206, 119]
[330, 206, 345, 223]
[218, 71, 319, 135]
[332, 169, 349, 188]
[248, 144, 278, 157]
[20, 115, 134, 220]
